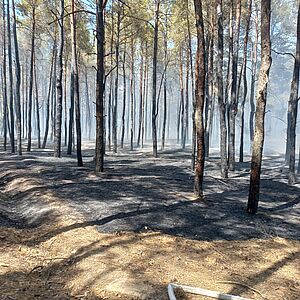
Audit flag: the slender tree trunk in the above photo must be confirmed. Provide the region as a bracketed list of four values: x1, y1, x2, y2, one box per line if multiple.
[121, 46, 126, 148]
[64, 61, 68, 146]
[179, 46, 185, 147]
[7, 0, 15, 153]
[11, 0, 22, 155]
[161, 14, 168, 151]
[2, 0, 8, 151]
[194, 0, 206, 198]
[112, 5, 121, 153]
[187, 13, 196, 170]
[71, 0, 83, 166]
[42, 45, 55, 149]
[137, 46, 144, 148]
[67, 71, 74, 155]
[239, 0, 252, 162]
[216, 0, 228, 178]
[228, 0, 241, 171]
[27, 3, 36, 152]
[247, 0, 272, 214]
[84, 66, 91, 140]
[130, 38, 135, 151]
[287, 2, 300, 185]
[142, 44, 148, 148]
[95, 0, 106, 173]
[249, 4, 258, 148]
[54, 0, 64, 157]
[152, 0, 160, 158]
[34, 56, 41, 148]
[183, 46, 189, 150]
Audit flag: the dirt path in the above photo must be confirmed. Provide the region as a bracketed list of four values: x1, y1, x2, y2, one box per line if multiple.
[0, 144, 299, 299]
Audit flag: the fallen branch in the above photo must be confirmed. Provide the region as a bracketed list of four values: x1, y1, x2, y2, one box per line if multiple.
[217, 281, 265, 299]
[168, 283, 253, 300]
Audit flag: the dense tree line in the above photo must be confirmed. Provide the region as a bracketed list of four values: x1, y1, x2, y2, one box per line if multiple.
[0, 0, 299, 214]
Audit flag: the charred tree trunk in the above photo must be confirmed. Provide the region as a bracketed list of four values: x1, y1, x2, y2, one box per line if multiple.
[287, 2, 300, 185]
[239, 0, 252, 163]
[137, 45, 144, 148]
[54, 0, 64, 158]
[216, 0, 228, 178]
[42, 45, 55, 149]
[67, 71, 75, 155]
[71, 0, 83, 166]
[194, 0, 206, 198]
[7, 0, 15, 153]
[179, 46, 185, 147]
[2, 0, 8, 151]
[95, 0, 106, 173]
[27, 3, 36, 152]
[152, 0, 160, 157]
[130, 38, 135, 151]
[228, 0, 241, 171]
[34, 56, 41, 149]
[12, 0, 22, 155]
[249, 4, 258, 148]
[247, 0, 272, 214]
[121, 46, 126, 149]
[112, 5, 121, 153]
[161, 14, 168, 151]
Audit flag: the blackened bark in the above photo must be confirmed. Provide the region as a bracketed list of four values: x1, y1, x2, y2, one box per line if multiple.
[42, 45, 55, 149]
[71, 0, 83, 166]
[121, 46, 126, 149]
[54, 0, 64, 158]
[7, 0, 15, 153]
[27, 3, 36, 152]
[194, 0, 206, 198]
[287, 2, 300, 185]
[152, 0, 160, 158]
[95, 0, 106, 173]
[239, 0, 252, 162]
[12, 0, 22, 155]
[247, 0, 272, 214]
[2, 0, 8, 151]
[34, 56, 41, 149]
[216, 0, 228, 179]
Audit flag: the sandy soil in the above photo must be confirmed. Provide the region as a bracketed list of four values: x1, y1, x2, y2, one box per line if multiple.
[0, 142, 299, 300]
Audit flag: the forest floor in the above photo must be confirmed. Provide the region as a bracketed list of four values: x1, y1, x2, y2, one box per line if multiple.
[0, 141, 299, 300]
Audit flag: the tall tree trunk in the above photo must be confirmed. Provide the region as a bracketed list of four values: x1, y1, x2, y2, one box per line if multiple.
[67, 71, 74, 155]
[152, 0, 160, 158]
[130, 38, 135, 151]
[7, 0, 15, 153]
[247, 0, 272, 214]
[84, 66, 91, 140]
[239, 0, 252, 162]
[137, 45, 144, 148]
[216, 0, 228, 178]
[34, 55, 41, 149]
[95, 0, 106, 173]
[228, 0, 241, 171]
[179, 46, 185, 147]
[54, 0, 64, 157]
[2, 0, 8, 151]
[249, 4, 258, 148]
[142, 44, 148, 147]
[64, 61, 68, 145]
[194, 0, 206, 198]
[187, 13, 196, 170]
[161, 14, 168, 151]
[12, 0, 22, 155]
[121, 45, 126, 148]
[112, 5, 121, 153]
[287, 2, 300, 185]
[42, 45, 55, 149]
[27, 3, 36, 152]
[183, 46, 189, 150]
[71, 0, 83, 166]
